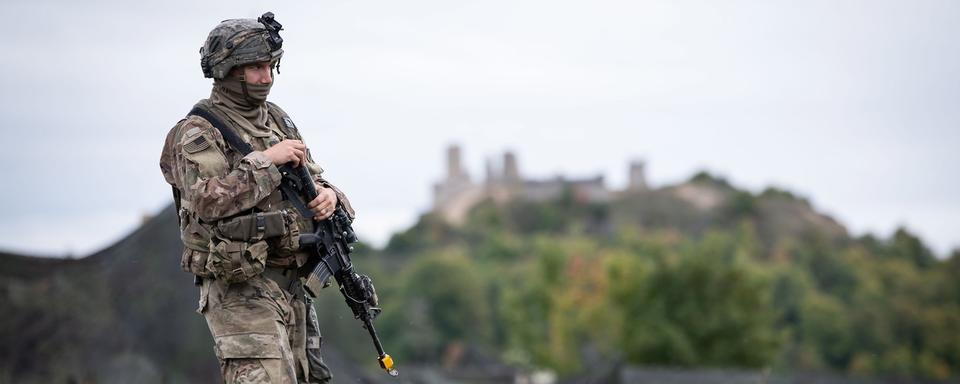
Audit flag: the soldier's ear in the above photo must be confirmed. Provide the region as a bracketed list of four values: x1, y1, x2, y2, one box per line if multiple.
[227, 66, 244, 80]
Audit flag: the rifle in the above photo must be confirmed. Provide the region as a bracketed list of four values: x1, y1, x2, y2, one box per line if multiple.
[277, 164, 399, 377]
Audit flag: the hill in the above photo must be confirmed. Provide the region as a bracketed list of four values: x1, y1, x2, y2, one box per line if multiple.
[0, 206, 377, 383]
[374, 171, 959, 380]
[1, 170, 957, 382]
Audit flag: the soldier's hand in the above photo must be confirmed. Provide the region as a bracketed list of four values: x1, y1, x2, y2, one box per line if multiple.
[307, 186, 338, 221]
[263, 139, 307, 167]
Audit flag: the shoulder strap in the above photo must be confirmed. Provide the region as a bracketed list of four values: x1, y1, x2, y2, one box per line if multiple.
[188, 105, 254, 156]
[171, 185, 182, 223]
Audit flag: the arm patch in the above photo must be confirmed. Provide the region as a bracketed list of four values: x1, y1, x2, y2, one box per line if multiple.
[181, 126, 213, 154]
[283, 116, 296, 130]
[183, 135, 211, 153]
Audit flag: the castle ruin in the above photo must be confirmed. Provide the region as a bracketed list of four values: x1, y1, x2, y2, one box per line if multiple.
[433, 145, 648, 224]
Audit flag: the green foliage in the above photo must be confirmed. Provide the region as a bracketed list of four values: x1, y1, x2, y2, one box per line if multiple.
[384, 213, 457, 255]
[800, 291, 853, 368]
[507, 200, 567, 233]
[689, 170, 732, 188]
[789, 237, 858, 301]
[890, 228, 937, 269]
[380, 250, 492, 361]
[725, 191, 758, 219]
[626, 232, 779, 367]
[369, 188, 960, 380]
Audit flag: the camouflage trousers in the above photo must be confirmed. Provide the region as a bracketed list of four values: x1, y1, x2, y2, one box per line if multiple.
[198, 270, 332, 384]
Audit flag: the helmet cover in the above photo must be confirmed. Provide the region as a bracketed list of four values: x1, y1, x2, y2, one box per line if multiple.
[200, 12, 284, 79]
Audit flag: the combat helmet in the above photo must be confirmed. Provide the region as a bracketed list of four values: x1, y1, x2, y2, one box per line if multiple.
[200, 12, 284, 79]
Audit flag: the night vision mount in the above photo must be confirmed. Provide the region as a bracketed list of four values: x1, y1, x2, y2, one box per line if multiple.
[258, 12, 283, 51]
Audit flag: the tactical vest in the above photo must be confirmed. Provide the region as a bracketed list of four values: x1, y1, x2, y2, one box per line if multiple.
[166, 100, 320, 280]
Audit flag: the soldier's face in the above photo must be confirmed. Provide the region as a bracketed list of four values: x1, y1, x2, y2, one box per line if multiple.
[239, 61, 273, 85]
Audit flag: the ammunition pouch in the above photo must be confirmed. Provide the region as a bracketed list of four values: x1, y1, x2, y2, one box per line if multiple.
[206, 236, 269, 283]
[216, 209, 302, 257]
[179, 208, 214, 278]
[217, 210, 290, 241]
[197, 209, 301, 282]
[181, 248, 213, 278]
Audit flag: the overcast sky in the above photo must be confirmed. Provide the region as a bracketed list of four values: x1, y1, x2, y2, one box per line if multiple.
[0, 0, 957, 257]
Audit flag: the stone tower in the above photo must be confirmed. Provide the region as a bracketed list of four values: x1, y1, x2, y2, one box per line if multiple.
[447, 145, 466, 180]
[628, 160, 648, 191]
[434, 144, 472, 209]
[503, 151, 520, 184]
[433, 144, 485, 224]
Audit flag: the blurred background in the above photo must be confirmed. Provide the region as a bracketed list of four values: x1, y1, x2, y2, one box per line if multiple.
[0, 0, 958, 382]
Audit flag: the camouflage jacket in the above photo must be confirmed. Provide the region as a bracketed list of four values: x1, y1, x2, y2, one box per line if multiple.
[160, 100, 353, 279]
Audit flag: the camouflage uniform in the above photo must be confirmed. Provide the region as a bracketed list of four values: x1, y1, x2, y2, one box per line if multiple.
[159, 14, 349, 384]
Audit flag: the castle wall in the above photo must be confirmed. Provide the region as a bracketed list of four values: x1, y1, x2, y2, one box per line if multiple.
[432, 146, 636, 224]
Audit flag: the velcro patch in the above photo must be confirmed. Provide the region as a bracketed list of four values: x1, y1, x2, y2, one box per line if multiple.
[282, 116, 296, 129]
[183, 135, 211, 153]
[183, 126, 202, 137]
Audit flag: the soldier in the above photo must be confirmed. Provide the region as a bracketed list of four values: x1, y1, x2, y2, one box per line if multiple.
[160, 12, 352, 383]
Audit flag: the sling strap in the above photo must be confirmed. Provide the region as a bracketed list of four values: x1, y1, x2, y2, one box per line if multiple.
[188, 106, 255, 155]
